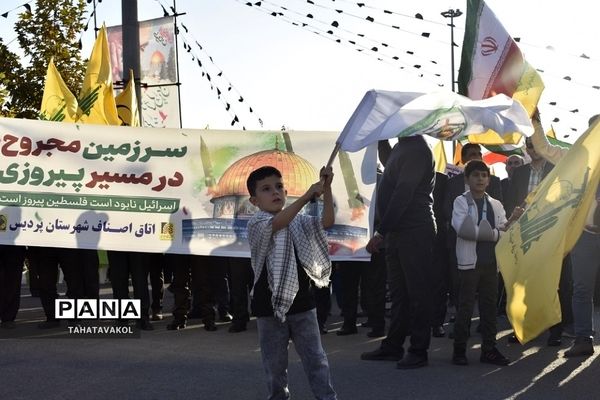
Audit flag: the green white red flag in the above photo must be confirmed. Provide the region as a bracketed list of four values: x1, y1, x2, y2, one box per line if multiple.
[458, 0, 544, 145]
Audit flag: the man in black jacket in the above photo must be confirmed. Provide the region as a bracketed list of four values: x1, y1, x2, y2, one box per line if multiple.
[361, 137, 436, 369]
[500, 155, 524, 214]
[506, 139, 553, 216]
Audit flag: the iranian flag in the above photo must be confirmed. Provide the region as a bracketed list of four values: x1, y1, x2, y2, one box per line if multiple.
[458, 0, 544, 145]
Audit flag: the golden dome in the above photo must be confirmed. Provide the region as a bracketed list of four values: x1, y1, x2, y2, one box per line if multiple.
[211, 149, 318, 198]
[151, 51, 165, 64]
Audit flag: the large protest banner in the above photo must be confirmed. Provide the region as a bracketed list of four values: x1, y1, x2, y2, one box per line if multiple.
[0, 118, 375, 259]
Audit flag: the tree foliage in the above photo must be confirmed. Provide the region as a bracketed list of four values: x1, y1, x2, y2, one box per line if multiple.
[0, 0, 86, 118]
[0, 39, 25, 117]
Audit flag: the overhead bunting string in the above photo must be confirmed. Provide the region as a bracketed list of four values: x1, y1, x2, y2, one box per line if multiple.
[318, 0, 447, 27]
[178, 34, 246, 129]
[178, 21, 265, 128]
[76, 2, 102, 49]
[292, 0, 600, 96]
[249, 0, 446, 76]
[177, 33, 253, 129]
[279, 0, 448, 44]
[237, 0, 446, 85]
[260, 0, 445, 73]
[295, 0, 600, 100]
[0, 1, 33, 19]
[156, 0, 263, 129]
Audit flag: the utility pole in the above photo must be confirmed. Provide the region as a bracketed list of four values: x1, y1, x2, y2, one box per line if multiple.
[122, 0, 142, 122]
[91, 0, 99, 38]
[441, 9, 463, 93]
[442, 8, 463, 159]
[172, 0, 184, 129]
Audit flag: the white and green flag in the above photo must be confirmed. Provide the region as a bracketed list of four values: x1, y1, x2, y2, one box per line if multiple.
[338, 89, 533, 152]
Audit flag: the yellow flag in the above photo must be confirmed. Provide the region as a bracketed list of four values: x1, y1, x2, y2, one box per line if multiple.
[78, 25, 121, 125]
[453, 141, 463, 167]
[432, 140, 447, 173]
[115, 70, 140, 127]
[40, 58, 78, 123]
[496, 120, 600, 343]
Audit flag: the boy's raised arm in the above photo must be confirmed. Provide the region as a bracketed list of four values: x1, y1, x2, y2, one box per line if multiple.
[271, 181, 323, 233]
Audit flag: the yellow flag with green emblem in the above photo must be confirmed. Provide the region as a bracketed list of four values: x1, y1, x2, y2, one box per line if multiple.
[40, 58, 78, 123]
[496, 119, 600, 343]
[115, 70, 140, 127]
[78, 25, 120, 125]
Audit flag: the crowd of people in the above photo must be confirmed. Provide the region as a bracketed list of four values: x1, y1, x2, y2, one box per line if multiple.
[0, 112, 599, 398]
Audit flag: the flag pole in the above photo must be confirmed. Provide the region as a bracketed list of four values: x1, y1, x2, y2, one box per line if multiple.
[310, 142, 341, 203]
[325, 142, 341, 169]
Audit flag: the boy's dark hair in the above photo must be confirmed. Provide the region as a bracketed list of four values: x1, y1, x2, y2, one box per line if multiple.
[246, 166, 282, 196]
[461, 143, 482, 160]
[464, 159, 490, 178]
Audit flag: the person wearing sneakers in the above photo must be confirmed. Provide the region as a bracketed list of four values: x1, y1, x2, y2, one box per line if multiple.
[451, 160, 522, 366]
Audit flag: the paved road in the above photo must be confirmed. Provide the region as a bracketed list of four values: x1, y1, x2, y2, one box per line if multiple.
[2, 285, 600, 400]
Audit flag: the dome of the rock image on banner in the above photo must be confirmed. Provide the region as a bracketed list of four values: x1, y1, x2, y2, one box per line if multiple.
[208, 146, 319, 220]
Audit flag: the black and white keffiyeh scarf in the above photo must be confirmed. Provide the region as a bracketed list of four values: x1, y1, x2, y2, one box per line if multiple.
[247, 210, 331, 322]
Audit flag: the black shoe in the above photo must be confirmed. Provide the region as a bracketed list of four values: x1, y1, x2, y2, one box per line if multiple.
[452, 352, 468, 366]
[397, 353, 428, 369]
[319, 324, 328, 335]
[547, 334, 562, 347]
[432, 326, 446, 338]
[204, 321, 217, 331]
[38, 320, 60, 329]
[166, 320, 186, 330]
[564, 337, 594, 358]
[359, 321, 371, 328]
[219, 312, 233, 323]
[151, 312, 163, 321]
[337, 326, 358, 336]
[228, 324, 247, 333]
[367, 329, 385, 338]
[480, 348, 510, 366]
[508, 333, 519, 343]
[361, 347, 403, 361]
[137, 319, 154, 331]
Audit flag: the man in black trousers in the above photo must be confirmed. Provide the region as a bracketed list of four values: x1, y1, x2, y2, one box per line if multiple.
[361, 137, 437, 369]
[29, 246, 99, 328]
[0, 245, 26, 329]
[108, 250, 154, 330]
[165, 254, 217, 331]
